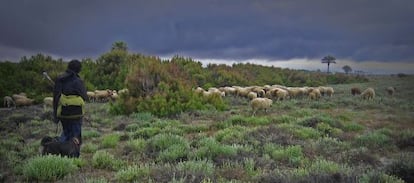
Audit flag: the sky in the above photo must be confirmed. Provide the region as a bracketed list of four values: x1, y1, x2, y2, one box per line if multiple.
[1, 0, 413, 74]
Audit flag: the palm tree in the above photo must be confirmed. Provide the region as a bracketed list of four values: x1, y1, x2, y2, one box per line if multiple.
[111, 41, 128, 51]
[321, 55, 336, 73]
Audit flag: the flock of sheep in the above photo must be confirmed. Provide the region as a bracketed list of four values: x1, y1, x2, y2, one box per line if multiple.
[2, 88, 130, 109]
[194, 84, 396, 115]
[2, 85, 395, 114]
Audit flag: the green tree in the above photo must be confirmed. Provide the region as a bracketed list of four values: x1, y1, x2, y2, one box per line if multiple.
[111, 41, 128, 51]
[321, 55, 336, 73]
[342, 65, 352, 74]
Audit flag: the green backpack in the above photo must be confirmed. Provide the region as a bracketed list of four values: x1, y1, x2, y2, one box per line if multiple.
[57, 94, 85, 119]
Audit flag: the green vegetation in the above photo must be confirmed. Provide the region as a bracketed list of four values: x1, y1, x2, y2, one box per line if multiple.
[0, 46, 413, 182]
[22, 155, 78, 181]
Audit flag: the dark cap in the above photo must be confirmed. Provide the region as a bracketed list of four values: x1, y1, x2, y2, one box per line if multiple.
[68, 59, 82, 73]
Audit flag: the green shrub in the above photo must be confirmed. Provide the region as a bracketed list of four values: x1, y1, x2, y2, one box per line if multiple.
[355, 130, 392, 149]
[158, 143, 190, 162]
[126, 138, 147, 154]
[115, 164, 151, 182]
[307, 158, 351, 175]
[215, 126, 247, 144]
[359, 170, 404, 183]
[148, 133, 189, 152]
[342, 122, 364, 132]
[22, 155, 78, 181]
[192, 137, 237, 160]
[83, 130, 101, 139]
[177, 160, 215, 177]
[133, 127, 161, 139]
[81, 143, 99, 154]
[92, 150, 124, 170]
[316, 122, 343, 137]
[101, 133, 121, 148]
[264, 144, 304, 167]
[386, 153, 414, 183]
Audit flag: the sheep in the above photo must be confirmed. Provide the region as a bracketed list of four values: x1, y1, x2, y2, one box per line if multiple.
[308, 88, 321, 100]
[43, 97, 53, 110]
[247, 91, 258, 100]
[361, 88, 375, 100]
[12, 94, 28, 101]
[118, 88, 129, 96]
[351, 87, 361, 96]
[94, 89, 113, 102]
[325, 87, 334, 97]
[250, 97, 273, 116]
[3, 96, 15, 108]
[274, 89, 289, 101]
[14, 97, 34, 107]
[87, 91, 96, 102]
[386, 87, 396, 96]
[110, 90, 119, 101]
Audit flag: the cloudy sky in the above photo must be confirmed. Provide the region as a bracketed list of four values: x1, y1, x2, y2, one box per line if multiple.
[1, 0, 413, 74]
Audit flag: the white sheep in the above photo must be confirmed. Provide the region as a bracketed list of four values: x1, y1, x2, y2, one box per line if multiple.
[250, 97, 273, 116]
[94, 89, 113, 102]
[308, 88, 321, 100]
[43, 97, 53, 110]
[361, 88, 375, 100]
[3, 96, 15, 108]
[87, 91, 96, 102]
[247, 92, 258, 100]
[15, 97, 34, 107]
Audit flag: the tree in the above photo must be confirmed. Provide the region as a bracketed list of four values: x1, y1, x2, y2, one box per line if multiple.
[321, 55, 336, 73]
[342, 65, 352, 74]
[111, 41, 128, 51]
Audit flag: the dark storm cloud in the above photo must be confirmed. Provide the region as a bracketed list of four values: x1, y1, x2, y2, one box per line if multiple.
[0, 0, 413, 62]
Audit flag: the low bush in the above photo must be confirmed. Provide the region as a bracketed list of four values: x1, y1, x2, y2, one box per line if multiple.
[22, 155, 78, 182]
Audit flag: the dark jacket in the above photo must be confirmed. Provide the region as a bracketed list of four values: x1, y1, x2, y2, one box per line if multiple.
[53, 70, 88, 121]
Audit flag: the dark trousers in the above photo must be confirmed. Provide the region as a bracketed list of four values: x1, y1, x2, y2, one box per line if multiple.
[60, 118, 82, 157]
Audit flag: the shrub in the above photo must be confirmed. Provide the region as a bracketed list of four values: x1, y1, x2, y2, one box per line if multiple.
[22, 155, 78, 181]
[386, 153, 414, 183]
[81, 143, 99, 154]
[125, 138, 147, 154]
[92, 150, 124, 170]
[133, 127, 162, 139]
[158, 143, 190, 162]
[355, 130, 392, 149]
[360, 170, 404, 183]
[215, 126, 247, 144]
[264, 144, 304, 167]
[342, 122, 364, 132]
[83, 130, 101, 139]
[192, 137, 238, 160]
[101, 133, 121, 148]
[115, 164, 151, 182]
[177, 160, 215, 178]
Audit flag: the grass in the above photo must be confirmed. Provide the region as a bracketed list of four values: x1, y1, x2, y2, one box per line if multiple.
[1, 75, 414, 182]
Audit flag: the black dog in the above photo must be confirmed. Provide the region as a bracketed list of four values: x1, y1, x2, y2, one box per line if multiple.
[41, 136, 80, 158]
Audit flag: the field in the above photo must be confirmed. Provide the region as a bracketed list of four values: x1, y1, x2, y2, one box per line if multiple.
[1, 75, 413, 182]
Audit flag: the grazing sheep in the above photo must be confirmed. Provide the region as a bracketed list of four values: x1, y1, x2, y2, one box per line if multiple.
[43, 97, 53, 110]
[308, 88, 321, 100]
[351, 87, 361, 96]
[325, 87, 334, 97]
[41, 136, 80, 158]
[247, 92, 258, 100]
[14, 97, 34, 107]
[94, 89, 113, 102]
[3, 96, 15, 108]
[268, 88, 288, 101]
[361, 88, 375, 100]
[87, 91, 96, 102]
[250, 97, 273, 116]
[386, 87, 396, 96]
[118, 88, 129, 96]
[12, 94, 28, 101]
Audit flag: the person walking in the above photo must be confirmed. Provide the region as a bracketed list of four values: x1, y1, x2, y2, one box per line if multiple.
[53, 59, 88, 157]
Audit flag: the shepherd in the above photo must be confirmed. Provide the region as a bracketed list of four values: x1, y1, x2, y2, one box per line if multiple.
[53, 59, 88, 158]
